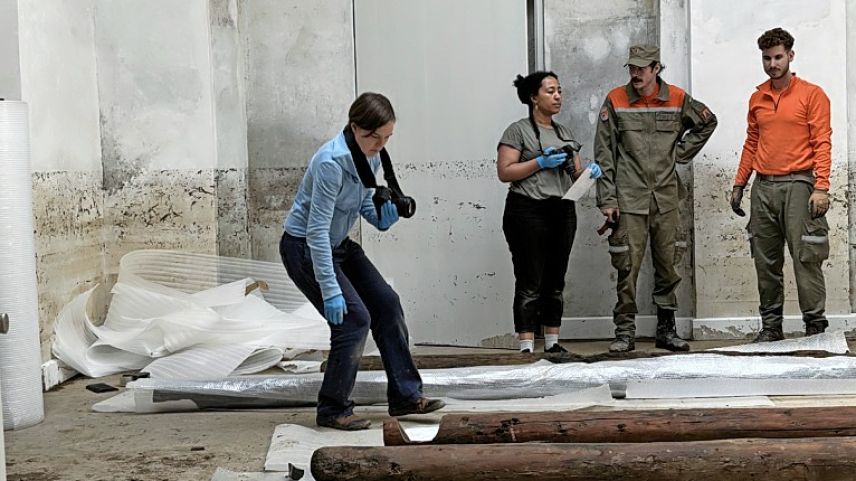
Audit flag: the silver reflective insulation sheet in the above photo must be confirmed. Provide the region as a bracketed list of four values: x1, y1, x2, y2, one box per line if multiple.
[130, 353, 856, 406]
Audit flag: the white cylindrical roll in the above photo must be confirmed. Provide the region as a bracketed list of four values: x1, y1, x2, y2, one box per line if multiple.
[0, 100, 45, 430]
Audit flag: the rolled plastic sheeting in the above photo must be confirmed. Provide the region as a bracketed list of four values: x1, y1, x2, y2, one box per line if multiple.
[52, 249, 390, 381]
[52, 277, 330, 380]
[118, 250, 309, 313]
[0, 100, 45, 430]
[710, 331, 849, 354]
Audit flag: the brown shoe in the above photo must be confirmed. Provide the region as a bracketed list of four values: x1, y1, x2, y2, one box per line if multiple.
[388, 398, 446, 417]
[316, 414, 372, 431]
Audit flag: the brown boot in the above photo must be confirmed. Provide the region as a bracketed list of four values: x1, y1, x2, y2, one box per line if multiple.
[316, 414, 372, 431]
[389, 398, 446, 417]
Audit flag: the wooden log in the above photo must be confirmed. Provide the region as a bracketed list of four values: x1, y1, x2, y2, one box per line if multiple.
[323, 349, 850, 372]
[311, 437, 856, 481]
[383, 406, 856, 446]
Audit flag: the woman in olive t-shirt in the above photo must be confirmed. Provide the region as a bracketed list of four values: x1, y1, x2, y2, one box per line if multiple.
[496, 71, 602, 353]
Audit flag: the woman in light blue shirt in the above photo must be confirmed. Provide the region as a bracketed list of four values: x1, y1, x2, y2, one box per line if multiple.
[280, 92, 444, 430]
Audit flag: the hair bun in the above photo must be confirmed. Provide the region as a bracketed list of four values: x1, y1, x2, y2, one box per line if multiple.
[513, 74, 529, 104]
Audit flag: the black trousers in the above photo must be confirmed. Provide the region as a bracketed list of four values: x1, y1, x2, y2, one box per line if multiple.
[502, 191, 577, 333]
[280, 233, 423, 418]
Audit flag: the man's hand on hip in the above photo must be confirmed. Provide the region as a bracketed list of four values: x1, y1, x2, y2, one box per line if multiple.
[601, 207, 620, 223]
[809, 189, 830, 219]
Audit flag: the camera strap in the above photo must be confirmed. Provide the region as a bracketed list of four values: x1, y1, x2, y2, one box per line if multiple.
[528, 113, 572, 154]
[343, 127, 405, 194]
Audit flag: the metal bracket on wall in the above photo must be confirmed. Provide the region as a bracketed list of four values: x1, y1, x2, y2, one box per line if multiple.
[0, 313, 9, 334]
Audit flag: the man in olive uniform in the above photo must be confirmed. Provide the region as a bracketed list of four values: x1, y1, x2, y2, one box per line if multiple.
[595, 45, 718, 352]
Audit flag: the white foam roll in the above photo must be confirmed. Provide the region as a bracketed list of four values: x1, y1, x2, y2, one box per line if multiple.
[0, 100, 45, 430]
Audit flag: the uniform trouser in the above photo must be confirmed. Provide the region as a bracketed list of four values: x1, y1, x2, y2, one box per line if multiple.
[280, 233, 423, 418]
[607, 199, 685, 337]
[748, 179, 829, 329]
[502, 192, 577, 333]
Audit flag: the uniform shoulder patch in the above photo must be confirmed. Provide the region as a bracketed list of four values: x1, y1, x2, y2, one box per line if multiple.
[701, 107, 712, 121]
[600, 107, 609, 122]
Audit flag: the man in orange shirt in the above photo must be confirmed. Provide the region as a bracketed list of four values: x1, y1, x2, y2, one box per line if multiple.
[730, 28, 831, 342]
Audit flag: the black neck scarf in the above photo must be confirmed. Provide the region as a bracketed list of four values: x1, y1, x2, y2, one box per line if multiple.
[342, 127, 405, 194]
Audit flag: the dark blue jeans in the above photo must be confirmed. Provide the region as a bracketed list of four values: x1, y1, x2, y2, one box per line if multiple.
[280, 232, 424, 418]
[502, 192, 577, 333]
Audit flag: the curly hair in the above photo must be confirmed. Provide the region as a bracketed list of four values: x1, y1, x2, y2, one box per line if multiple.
[757, 27, 794, 51]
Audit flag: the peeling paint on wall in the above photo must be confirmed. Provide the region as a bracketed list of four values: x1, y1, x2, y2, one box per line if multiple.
[102, 169, 219, 272]
[215, 168, 250, 258]
[32, 171, 104, 361]
[247, 167, 306, 262]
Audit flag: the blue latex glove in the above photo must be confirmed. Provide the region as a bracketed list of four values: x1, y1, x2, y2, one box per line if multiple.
[535, 147, 568, 170]
[323, 294, 347, 326]
[377, 200, 399, 230]
[588, 163, 603, 179]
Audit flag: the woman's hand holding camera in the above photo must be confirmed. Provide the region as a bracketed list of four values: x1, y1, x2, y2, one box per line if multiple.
[535, 147, 568, 170]
[377, 200, 400, 230]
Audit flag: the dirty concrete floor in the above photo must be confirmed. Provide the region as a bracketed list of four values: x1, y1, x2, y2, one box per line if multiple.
[6, 339, 856, 481]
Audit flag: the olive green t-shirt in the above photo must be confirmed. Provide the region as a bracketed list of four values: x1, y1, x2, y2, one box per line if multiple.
[498, 118, 576, 200]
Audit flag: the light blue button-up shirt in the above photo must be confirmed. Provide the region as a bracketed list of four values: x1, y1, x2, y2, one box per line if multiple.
[283, 131, 383, 300]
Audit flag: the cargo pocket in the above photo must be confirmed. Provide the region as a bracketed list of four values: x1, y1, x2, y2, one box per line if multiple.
[746, 222, 754, 258]
[608, 231, 631, 272]
[798, 217, 830, 263]
[673, 238, 688, 266]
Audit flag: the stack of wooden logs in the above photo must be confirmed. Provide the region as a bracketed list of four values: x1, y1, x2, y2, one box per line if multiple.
[311, 406, 856, 481]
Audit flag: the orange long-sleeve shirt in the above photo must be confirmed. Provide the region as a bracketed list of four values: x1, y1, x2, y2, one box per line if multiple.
[735, 75, 832, 190]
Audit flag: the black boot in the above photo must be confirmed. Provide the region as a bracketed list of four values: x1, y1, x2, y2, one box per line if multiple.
[609, 335, 635, 353]
[752, 327, 784, 342]
[804, 319, 828, 337]
[655, 308, 690, 351]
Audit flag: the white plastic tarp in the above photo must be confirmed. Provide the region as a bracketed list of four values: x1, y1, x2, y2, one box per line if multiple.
[52, 250, 334, 380]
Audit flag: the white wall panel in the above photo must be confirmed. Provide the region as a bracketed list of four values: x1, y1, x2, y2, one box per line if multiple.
[355, 0, 527, 346]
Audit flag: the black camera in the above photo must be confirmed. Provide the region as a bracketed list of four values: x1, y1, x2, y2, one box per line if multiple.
[556, 140, 582, 157]
[373, 186, 416, 219]
[556, 141, 582, 175]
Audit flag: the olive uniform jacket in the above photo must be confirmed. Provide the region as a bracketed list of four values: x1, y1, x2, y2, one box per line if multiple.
[595, 77, 718, 215]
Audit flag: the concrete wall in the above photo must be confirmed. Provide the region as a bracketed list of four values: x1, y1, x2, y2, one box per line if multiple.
[544, 0, 678, 339]
[686, 0, 853, 338]
[355, 0, 527, 347]
[0, 0, 21, 100]
[241, 0, 355, 262]
[17, 0, 105, 360]
[210, 0, 251, 257]
[95, 0, 221, 271]
[848, 0, 856, 312]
